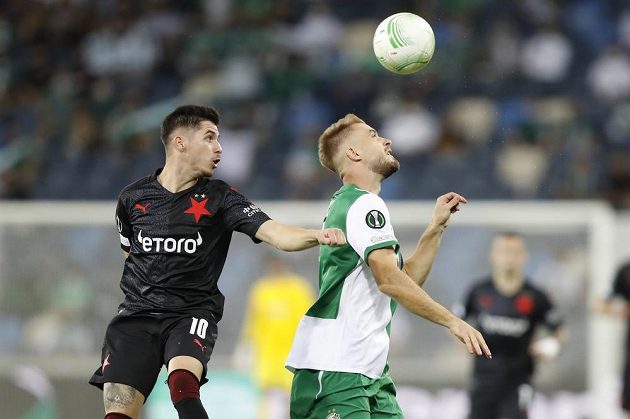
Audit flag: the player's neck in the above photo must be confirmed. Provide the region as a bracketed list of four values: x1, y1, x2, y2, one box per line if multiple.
[493, 273, 524, 296]
[341, 169, 382, 195]
[158, 163, 198, 193]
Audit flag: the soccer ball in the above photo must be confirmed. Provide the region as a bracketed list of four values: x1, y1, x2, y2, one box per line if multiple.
[373, 12, 435, 75]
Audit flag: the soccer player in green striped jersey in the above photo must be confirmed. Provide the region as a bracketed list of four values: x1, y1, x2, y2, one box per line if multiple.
[286, 114, 492, 419]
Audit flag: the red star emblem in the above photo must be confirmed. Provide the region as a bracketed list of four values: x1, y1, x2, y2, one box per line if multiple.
[515, 294, 535, 315]
[184, 197, 212, 223]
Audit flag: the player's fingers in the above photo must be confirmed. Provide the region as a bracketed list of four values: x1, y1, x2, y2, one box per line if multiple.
[469, 331, 483, 356]
[445, 194, 465, 209]
[462, 334, 474, 354]
[319, 231, 331, 245]
[474, 331, 492, 358]
[336, 229, 347, 245]
[437, 192, 456, 204]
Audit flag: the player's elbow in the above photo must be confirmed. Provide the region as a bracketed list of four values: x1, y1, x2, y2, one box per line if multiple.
[377, 282, 398, 298]
[374, 272, 401, 298]
[274, 242, 301, 252]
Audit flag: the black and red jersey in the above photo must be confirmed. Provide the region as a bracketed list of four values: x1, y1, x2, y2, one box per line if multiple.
[114, 169, 271, 320]
[459, 278, 563, 374]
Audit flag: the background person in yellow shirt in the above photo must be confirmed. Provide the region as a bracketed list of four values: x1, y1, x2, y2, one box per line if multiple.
[234, 253, 315, 419]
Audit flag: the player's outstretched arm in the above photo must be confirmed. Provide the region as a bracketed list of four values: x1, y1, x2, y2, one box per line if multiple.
[403, 192, 467, 287]
[369, 247, 491, 358]
[255, 220, 346, 252]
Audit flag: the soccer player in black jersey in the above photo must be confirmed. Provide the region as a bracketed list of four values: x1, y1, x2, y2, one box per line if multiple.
[456, 232, 567, 419]
[599, 262, 630, 418]
[88, 105, 346, 419]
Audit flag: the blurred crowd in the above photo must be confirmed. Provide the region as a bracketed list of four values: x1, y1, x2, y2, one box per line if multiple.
[0, 0, 629, 206]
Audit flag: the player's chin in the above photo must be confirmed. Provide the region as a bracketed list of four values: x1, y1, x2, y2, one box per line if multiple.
[201, 167, 216, 177]
[381, 159, 400, 179]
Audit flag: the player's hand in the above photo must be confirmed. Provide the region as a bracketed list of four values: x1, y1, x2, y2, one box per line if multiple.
[430, 192, 468, 229]
[317, 228, 347, 247]
[448, 318, 492, 359]
[529, 337, 561, 360]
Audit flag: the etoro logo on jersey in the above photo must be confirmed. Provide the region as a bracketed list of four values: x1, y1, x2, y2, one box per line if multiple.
[365, 210, 386, 229]
[137, 230, 203, 254]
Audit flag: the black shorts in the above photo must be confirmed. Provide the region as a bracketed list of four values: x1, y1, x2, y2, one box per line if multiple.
[469, 372, 533, 419]
[88, 311, 218, 400]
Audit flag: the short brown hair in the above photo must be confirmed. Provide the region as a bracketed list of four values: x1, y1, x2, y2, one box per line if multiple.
[161, 105, 220, 146]
[318, 114, 365, 173]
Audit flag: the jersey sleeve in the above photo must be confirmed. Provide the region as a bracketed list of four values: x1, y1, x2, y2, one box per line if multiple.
[223, 187, 271, 243]
[346, 193, 398, 264]
[115, 195, 132, 252]
[538, 292, 563, 331]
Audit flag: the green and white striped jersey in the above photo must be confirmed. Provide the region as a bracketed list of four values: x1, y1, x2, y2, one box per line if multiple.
[286, 184, 402, 378]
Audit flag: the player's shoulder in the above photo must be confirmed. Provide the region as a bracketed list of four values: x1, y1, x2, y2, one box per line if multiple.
[468, 277, 494, 294]
[204, 178, 248, 197]
[340, 186, 387, 211]
[118, 173, 156, 200]
[474, 277, 494, 289]
[523, 281, 551, 299]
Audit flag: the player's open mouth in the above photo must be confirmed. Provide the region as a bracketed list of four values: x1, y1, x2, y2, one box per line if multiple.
[212, 158, 221, 168]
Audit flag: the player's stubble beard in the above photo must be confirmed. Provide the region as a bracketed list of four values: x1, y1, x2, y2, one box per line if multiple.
[371, 154, 400, 180]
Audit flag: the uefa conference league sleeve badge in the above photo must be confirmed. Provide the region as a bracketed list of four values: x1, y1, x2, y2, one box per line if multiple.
[365, 210, 386, 229]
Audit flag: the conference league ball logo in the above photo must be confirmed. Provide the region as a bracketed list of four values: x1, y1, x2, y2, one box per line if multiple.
[365, 210, 386, 229]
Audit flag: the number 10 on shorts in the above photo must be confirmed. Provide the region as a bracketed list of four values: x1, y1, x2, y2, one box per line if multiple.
[189, 317, 209, 339]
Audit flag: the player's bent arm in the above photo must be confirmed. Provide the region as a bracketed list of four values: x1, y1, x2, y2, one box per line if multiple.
[402, 222, 445, 287]
[255, 220, 346, 252]
[369, 247, 492, 358]
[122, 251, 129, 259]
[369, 247, 458, 327]
[403, 192, 467, 287]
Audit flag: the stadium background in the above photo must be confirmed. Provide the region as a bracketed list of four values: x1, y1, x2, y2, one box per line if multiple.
[1, 0, 630, 418]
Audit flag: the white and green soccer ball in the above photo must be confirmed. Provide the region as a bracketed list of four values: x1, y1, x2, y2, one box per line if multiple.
[373, 12, 435, 75]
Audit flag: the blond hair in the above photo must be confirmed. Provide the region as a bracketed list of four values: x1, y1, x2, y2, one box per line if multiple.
[318, 114, 365, 173]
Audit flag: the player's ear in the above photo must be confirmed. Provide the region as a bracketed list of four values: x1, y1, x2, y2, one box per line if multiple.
[173, 135, 186, 152]
[346, 147, 361, 162]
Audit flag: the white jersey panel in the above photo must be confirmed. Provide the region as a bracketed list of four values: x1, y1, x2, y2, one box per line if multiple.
[285, 261, 393, 378]
[346, 193, 398, 262]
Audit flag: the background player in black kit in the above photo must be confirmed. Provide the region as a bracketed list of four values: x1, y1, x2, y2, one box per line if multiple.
[599, 261, 630, 418]
[456, 232, 567, 419]
[88, 105, 346, 419]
